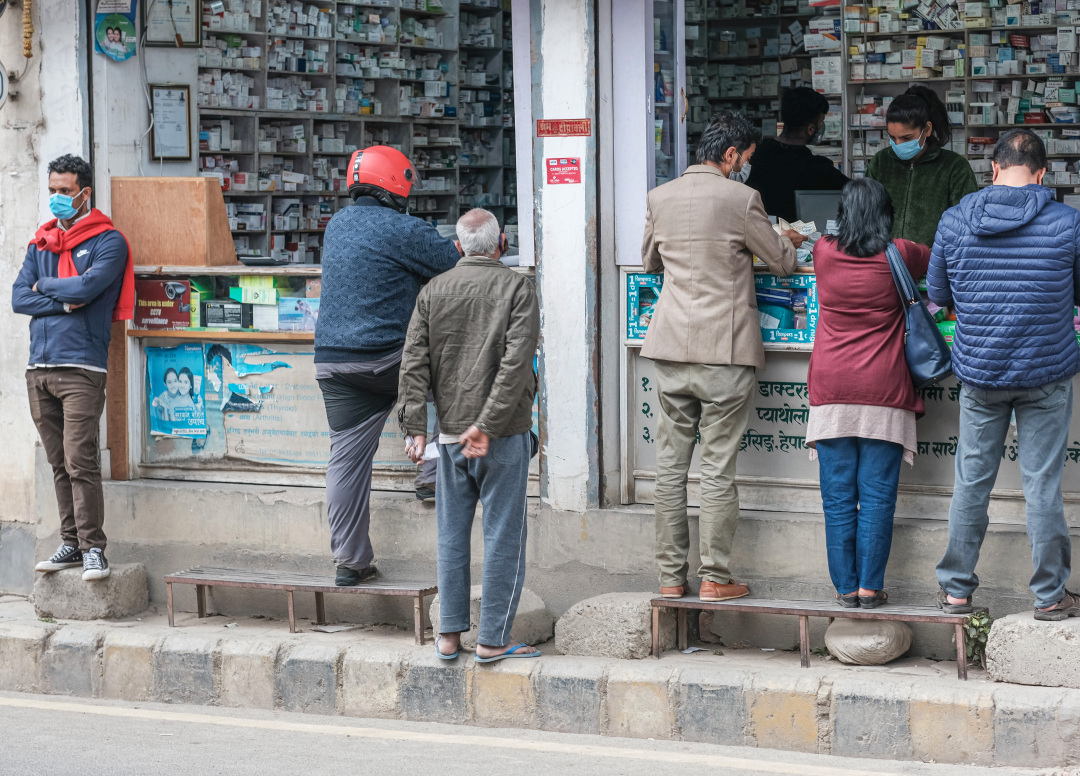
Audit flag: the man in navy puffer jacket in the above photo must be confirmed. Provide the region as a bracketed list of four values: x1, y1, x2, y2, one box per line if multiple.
[929, 129, 1080, 621]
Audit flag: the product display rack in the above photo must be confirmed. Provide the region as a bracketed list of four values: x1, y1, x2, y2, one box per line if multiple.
[841, 5, 1080, 200]
[677, 0, 844, 179]
[458, 0, 517, 244]
[197, 0, 467, 264]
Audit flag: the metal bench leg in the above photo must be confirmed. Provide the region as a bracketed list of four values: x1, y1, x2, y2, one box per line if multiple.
[651, 605, 661, 658]
[196, 585, 207, 619]
[287, 590, 297, 634]
[414, 596, 424, 646]
[956, 622, 969, 680]
[314, 592, 326, 626]
[799, 615, 810, 668]
[167, 583, 175, 627]
[677, 608, 688, 651]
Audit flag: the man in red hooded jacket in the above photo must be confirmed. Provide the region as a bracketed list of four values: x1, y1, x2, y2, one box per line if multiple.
[11, 154, 134, 583]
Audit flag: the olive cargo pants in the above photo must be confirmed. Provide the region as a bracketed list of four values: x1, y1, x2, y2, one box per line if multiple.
[653, 360, 756, 588]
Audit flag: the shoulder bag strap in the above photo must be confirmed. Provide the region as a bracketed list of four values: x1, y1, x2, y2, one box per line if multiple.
[885, 241, 919, 309]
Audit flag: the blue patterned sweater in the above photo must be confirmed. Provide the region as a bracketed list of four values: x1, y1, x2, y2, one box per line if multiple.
[315, 198, 461, 363]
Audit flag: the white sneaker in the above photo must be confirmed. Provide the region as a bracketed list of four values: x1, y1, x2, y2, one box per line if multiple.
[82, 548, 111, 581]
[35, 544, 83, 572]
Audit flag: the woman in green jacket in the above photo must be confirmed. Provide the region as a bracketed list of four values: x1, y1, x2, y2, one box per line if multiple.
[866, 85, 977, 247]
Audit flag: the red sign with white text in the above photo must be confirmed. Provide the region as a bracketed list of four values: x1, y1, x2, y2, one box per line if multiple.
[546, 157, 582, 184]
[536, 119, 591, 137]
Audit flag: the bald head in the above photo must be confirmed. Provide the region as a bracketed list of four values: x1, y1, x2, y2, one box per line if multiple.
[456, 208, 501, 257]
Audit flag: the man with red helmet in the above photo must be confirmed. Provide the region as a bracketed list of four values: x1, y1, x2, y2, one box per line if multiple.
[315, 146, 461, 586]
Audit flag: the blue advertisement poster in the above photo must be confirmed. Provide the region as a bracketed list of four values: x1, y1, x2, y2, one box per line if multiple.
[146, 344, 207, 437]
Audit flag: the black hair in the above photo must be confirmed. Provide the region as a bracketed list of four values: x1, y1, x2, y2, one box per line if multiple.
[695, 110, 761, 165]
[993, 128, 1047, 174]
[163, 367, 179, 385]
[833, 178, 894, 259]
[178, 366, 197, 399]
[349, 182, 408, 213]
[781, 87, 830, 132]
[47, 154, 93, 191]
[885, 85, 951, 147]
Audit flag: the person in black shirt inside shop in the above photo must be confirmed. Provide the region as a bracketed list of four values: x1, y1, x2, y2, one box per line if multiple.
[745, 87, 848, 222]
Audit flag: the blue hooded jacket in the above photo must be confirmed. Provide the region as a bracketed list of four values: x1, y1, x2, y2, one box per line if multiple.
[928, 184, 1080, 390]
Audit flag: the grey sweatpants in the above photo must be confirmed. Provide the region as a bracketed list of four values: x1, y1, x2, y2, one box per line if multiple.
[326, 406, 393, 571]
[437, 431, 531, 646]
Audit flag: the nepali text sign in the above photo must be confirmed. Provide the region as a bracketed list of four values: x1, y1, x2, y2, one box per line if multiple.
[536, 119, 591, 137]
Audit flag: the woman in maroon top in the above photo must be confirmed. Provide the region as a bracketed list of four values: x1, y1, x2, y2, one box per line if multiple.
[807, 178, 930, 609]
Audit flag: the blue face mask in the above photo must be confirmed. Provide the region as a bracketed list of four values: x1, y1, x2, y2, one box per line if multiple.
[49, 189, 87, 220]
[890, 133, 925, 161]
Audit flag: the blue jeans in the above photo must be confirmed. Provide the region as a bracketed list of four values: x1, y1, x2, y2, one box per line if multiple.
[817, 437, 904, 594]
[936, 380, 1073, 609]
[436, 432, 531, 647]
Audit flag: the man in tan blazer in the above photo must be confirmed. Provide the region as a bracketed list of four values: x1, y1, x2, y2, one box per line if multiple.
[642, 110, 804, 603]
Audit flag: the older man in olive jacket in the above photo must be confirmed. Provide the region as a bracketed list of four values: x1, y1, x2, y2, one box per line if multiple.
[399, 208, 540, 663]
[643, 110, 802, 603]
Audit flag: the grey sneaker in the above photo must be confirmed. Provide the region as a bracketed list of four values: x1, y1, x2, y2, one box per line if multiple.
[82, 548, 111, 581]
[936, 587, 973, 614]
[1034, 590, 1080, 621]
[36, 544, 82, 572]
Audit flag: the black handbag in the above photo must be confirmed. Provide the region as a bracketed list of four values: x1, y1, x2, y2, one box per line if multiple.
[885, 241, 953, 390]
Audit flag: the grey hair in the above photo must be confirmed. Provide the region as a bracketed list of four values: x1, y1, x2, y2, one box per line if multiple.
[695, 110, 760, 165]
[456, 208, 501, 257]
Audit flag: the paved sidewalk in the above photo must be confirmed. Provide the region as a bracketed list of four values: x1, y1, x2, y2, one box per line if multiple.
[1, 595, 1078, 769]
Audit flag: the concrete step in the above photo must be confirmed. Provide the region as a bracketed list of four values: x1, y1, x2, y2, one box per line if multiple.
[0, 608, 1077, 769]
[32, 564, 149, 620]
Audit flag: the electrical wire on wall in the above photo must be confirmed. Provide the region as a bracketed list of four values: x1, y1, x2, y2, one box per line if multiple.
[137, 0, 159, 176]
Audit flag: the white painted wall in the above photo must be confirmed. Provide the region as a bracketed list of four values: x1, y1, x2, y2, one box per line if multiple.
[0, 0, 86, 522]
[533, 0, 600, 512]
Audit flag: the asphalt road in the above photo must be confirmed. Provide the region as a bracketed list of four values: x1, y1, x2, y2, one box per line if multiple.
[0, 692, 1065, 776]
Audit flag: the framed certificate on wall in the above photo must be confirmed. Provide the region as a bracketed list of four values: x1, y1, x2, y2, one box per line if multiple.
[143, 0, 200, 47]
[149, 84, 192, 161]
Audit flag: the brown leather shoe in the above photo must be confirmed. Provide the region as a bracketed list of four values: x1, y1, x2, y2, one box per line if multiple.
[660, 585, 685, 599]
[700, 580, 749, 602]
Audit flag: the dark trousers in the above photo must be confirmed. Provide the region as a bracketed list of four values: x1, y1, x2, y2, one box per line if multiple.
[26, 368, 108, 550]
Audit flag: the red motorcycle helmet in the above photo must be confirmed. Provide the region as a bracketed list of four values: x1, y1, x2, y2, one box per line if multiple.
[347, 146, 421, 211]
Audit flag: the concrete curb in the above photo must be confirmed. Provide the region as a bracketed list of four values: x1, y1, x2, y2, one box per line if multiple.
[2, 619, 1078, 768]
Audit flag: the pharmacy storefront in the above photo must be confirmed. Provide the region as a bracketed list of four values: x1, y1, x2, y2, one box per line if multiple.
[608, 0, 1080, 525]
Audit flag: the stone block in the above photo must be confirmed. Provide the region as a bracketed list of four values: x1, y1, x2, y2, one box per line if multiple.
[341, 644, 405, 719]
[277, 643, 341, 714]
[428, 586, 553, 649]
[536, 657, 606, 735]
[907, 681, 994, 766]
[747, 673, 822, 754]
[401, 652, 469, 723]
[992, 684, 1077, 768]
[155, 634, 219, 705]
[220, 640, 280, 710]
[829, 676, 913, 759]
[676, 666, 750, 746]
[824, 619, 912, 665]
[604, 662, 676, 740]
[43, 626, 103, 697]
[0, 621, 55, 692]
[32, 565, 149, 620]
[986, 612, 1080, 689]
[0, 522, 35, 596]
[554, 592, 676, 660]
[471, 659, 538, 729]
[102, 629, 160, 701]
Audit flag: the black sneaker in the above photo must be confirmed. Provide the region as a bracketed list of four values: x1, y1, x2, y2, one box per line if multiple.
[415, 485, 436, 502]
[82, 548, 111, 581]
[335, 565, 378, 587]
[35, 544, 82, 572]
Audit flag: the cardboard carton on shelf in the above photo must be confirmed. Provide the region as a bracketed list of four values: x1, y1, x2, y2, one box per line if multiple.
[111, 177, 239, 267]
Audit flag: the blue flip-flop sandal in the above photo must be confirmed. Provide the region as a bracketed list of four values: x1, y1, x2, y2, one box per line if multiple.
[435, 637, 459, 660]
[474, 643, 541, 663]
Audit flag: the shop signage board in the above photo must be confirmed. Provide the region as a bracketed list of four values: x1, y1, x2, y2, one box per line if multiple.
[625, 273, 664, 342]
[536, 119, 592, 137]
[546, 157, 582, 184]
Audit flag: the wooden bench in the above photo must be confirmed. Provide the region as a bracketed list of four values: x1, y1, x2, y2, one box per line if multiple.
[165, 567, 437, 645]
[651, 596, 988, 680]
